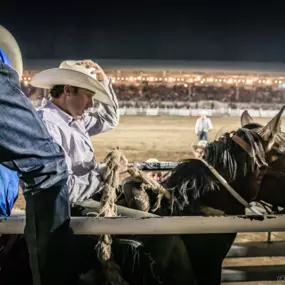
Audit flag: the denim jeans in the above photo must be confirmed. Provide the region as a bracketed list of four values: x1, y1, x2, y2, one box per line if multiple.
[198, 131, 208, 141]
[0, 62, 72, 285]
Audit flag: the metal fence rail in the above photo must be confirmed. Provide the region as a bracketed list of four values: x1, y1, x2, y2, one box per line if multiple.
[0, 214, 284, 235]
[1, 214, 285, 282]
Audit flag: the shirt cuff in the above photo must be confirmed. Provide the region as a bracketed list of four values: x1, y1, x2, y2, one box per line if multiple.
[95, 162, 107, 176]
[101, 76, 112, 90]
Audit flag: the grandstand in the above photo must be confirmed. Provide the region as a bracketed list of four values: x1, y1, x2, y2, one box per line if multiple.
[20, 59, 285, 111]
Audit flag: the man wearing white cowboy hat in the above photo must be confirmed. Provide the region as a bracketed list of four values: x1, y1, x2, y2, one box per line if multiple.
[192, 140, 208, 159]
[31, 59, 122, 203]
[31, 66, 196, 285]
[0, 26, 71, 285]
[194, 110, 213, 141]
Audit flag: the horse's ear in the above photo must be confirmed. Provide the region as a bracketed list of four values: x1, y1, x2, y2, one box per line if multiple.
[241, 110, 253, 127]
[257, 105, 285, 142]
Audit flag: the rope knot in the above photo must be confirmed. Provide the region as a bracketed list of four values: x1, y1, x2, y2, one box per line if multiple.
[96, 148, 129, 285]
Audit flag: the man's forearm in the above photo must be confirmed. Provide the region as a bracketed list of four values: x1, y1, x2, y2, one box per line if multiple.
[85, 78, 120, 135]
[68, 169, 103, 203]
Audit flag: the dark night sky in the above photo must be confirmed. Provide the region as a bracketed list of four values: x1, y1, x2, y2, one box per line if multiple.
[2, 1, 285, 62]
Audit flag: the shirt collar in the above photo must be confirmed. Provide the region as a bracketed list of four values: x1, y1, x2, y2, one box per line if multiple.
[45, 101, 74, 125]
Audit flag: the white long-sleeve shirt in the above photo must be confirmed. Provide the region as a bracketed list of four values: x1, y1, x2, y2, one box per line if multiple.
[195, 116, 213, 134]
[37, 78, 119, 203]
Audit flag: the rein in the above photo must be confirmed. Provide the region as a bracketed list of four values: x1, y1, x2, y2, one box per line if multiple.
[199, 158, 263, 215]
[194, 131, 270, 215]
[191, 135, 266, 215]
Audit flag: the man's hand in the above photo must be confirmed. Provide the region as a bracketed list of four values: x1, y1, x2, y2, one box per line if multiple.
[119, 157, 129, 174]
[77, 59, 107, 82]
[159, 171, 171, 183]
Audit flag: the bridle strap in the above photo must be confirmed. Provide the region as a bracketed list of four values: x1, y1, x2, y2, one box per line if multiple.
[201, 133, 284, 214]
[232, 134, 254, 159]
[199, 158, 263, 215]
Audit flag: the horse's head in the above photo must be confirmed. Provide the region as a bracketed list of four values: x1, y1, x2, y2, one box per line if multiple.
[165, 127, 268, 215]
[240, 107, 285, 209]
[164, 106, 285, 216]
[241, 106, 285, 164]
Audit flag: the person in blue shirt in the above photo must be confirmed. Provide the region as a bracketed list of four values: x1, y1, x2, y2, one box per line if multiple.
[0, 32, 20, 217]
[0, 25, 71, 285]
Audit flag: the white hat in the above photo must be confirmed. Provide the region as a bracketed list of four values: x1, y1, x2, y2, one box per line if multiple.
[0, 26, 23, 78]
[30, 60, 114, 106]
[200, 110, 208, 116]
[193, 140, 208, 150]
[145, 158, 159, 163]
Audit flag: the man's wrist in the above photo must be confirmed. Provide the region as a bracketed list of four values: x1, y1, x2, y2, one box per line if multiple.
[96, 162, 107, 176]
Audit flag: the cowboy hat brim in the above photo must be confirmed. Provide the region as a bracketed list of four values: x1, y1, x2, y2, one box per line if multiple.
[0, 26, 23, 78]
[30, 68, 115, 107]
[192, 140, 208, 150]
[193, 145, 206, 150]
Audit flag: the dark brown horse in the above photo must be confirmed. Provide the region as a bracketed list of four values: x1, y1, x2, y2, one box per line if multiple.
[121, 105, 285, 285]
[174, 106, 285, 285]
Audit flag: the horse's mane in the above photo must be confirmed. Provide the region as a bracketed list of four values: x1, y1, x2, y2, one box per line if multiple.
[165, 128, 266, 211]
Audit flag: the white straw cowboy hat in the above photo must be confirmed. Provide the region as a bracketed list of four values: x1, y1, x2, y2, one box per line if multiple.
[0, 26, 23, 78]
[145, 158, 159, 163]
[193, 140, 208, 150]
[30, 60, 115, 106]
[200, 110, 208, 116]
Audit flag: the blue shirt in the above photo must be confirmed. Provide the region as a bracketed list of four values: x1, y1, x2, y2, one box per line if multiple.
[0, 50, 20, 216]
[0, 164, 19, 217]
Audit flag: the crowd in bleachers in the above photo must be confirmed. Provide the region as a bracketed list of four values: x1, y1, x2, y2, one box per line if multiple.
[113, 83, 285, 110]
[113, 83, 285, 103]
[21, 82, 285, 110]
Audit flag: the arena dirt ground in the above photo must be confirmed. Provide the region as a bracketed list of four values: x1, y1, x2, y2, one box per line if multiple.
[13, 115, 285, 285]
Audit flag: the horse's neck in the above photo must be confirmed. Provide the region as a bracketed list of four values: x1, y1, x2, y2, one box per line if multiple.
[257, 156, 285, 208]
[204, 151, 259, 212]
[270, 156, 285, 171]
